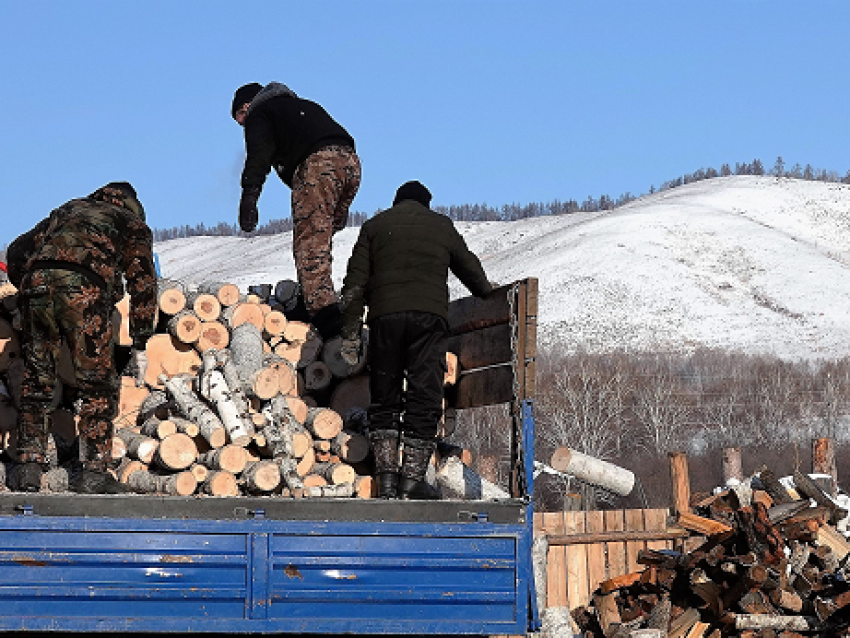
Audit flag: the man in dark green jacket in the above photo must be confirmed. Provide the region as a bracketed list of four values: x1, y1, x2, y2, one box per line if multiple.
[339, 181, 492, 499]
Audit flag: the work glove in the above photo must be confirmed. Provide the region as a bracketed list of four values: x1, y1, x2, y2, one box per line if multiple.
[129, 348, 148, 387]
[239, 187, 262, 233]
[339, 336, 362, 366]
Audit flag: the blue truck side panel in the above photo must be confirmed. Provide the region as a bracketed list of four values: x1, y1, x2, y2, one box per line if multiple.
[0, 518, 529, 634]
[0, 401, 537, 635]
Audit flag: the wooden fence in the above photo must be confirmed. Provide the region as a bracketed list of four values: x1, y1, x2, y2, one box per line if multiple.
[535, 509, 677, 613]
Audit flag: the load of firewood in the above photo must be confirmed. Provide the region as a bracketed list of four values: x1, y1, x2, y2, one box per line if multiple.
[572, 467, 850, 638]
[0, 278, 471, 499]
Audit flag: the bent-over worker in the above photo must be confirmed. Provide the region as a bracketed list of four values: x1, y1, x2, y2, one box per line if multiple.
[231, 81, 361, 340]
[10, 182, 156, 494]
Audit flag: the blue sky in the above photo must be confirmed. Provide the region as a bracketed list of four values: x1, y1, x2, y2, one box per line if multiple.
[2, 1, 850, 243]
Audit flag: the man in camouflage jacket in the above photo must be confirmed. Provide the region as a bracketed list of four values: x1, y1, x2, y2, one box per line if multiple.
[231, 81, 361, 340]
[339, 181, 492, 500]
[10, 182, 157, 494]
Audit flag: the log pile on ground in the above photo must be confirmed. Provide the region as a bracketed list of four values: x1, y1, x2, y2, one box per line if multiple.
[572, 467, 850, 637]
[0, 278, 472, 499]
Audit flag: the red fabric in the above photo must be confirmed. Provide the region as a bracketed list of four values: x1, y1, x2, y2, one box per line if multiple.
[0, 261, 7, 273]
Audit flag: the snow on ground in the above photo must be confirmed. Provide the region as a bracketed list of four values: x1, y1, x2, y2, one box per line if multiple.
[156, 176, 850, 361]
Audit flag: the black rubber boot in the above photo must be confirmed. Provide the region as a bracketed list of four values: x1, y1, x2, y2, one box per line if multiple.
[369, 429, 400, 499]
[70, 469, 130, 495]
[399, 437, 440, 500]
[9, 462, 44, 493]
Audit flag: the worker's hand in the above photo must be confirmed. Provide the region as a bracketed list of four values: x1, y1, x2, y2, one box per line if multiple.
[339, 336, 361, 366]
[239, 187, 261, 233]
[129, 348, 148, 387]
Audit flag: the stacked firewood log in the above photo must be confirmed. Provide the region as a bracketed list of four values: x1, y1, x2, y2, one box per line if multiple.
[0, 278, 470, 498]
[572, 467, 850, 638]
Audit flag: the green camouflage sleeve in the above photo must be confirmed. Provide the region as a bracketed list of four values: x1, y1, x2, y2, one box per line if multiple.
[124, 221, 158, 348]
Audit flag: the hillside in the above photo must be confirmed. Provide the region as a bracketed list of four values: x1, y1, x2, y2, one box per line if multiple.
[156, 176, 850, 361]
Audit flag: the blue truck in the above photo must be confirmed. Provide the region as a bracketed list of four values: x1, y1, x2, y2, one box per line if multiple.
[0, 278, 540, 636]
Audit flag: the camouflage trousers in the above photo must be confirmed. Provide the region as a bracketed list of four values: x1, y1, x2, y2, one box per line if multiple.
[17, 269, 119, 471]
[291, 145, 361, 314]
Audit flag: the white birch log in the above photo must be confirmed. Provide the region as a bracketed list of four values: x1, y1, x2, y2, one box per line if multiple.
[278, 456, 305, 490]
[305, 482, 354, 498]
[199, 351, 253, 446]
[550, 447, 635, 496]
[160, 373, 226, 448]
[435, 456, 507, 501]
[115, 429, 159, 464]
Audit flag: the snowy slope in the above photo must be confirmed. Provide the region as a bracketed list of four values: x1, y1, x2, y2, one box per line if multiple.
[156, 176, 850, 360]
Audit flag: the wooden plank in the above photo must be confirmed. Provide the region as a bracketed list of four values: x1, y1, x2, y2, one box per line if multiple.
[624, 509, 646, 574]
[447, 283, 513, 334]
[584, 511, 606, 597]
[548, 528, 689, 545]
[447, 322, 513, 371]
[452, 363, 513, 409]
[669, 452, 691, 514]
[543, 511, 567, 609]
[564, 510, 589, 611]
[644, 509, 671, 552]
[604, 509, 627, 581]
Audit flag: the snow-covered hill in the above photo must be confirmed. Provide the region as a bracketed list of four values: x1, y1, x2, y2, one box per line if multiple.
[156, 176, 850, 361]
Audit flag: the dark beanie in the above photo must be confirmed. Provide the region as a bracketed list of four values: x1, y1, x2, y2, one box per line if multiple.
[232, 83, 263, 116]
[393, 180, 432, 207]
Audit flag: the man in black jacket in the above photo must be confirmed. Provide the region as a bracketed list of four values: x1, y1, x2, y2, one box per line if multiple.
[232, 82, 361, 340]
[339, 181, 492, 499]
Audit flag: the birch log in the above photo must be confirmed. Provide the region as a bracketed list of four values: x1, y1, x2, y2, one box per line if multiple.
[115, 429, 159, 464]
[152, 432, 198, 471]
[321, 333, 368, 378]
[305, 407, 343, 440]
[550, 447, 635, 496]
[140, 416, 178, 439]
[157, 279, 187, 316]
[167, 310, 202, 344]
[145, 334, 202, 388]
[196, 321, 230, 352]
[199, 363, 253, 446]
[242, 460, 282, 494]
[304, 361, 332, 392]
[200, 470, 240, 497]
[329, 431, 369, 464]
[161, 374, 226, 448]
[197, 282, 242, 307]
[305, 482, 354, 499]
[198, 444, 248, 474]
[312, 460, 356, 485]
[278, 456, 305, 490]
[230, 323, 279, 398]
[435, 456, 508, 501]
[187, 292, 221, 322]
[223, 302, 265, 331]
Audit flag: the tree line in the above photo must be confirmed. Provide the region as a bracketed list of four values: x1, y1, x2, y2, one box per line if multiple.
[148, 156, 850, 241]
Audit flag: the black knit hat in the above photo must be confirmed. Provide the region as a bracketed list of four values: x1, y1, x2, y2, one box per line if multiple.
[393, 180, 432, 207]
[232, 83, 263, 117]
